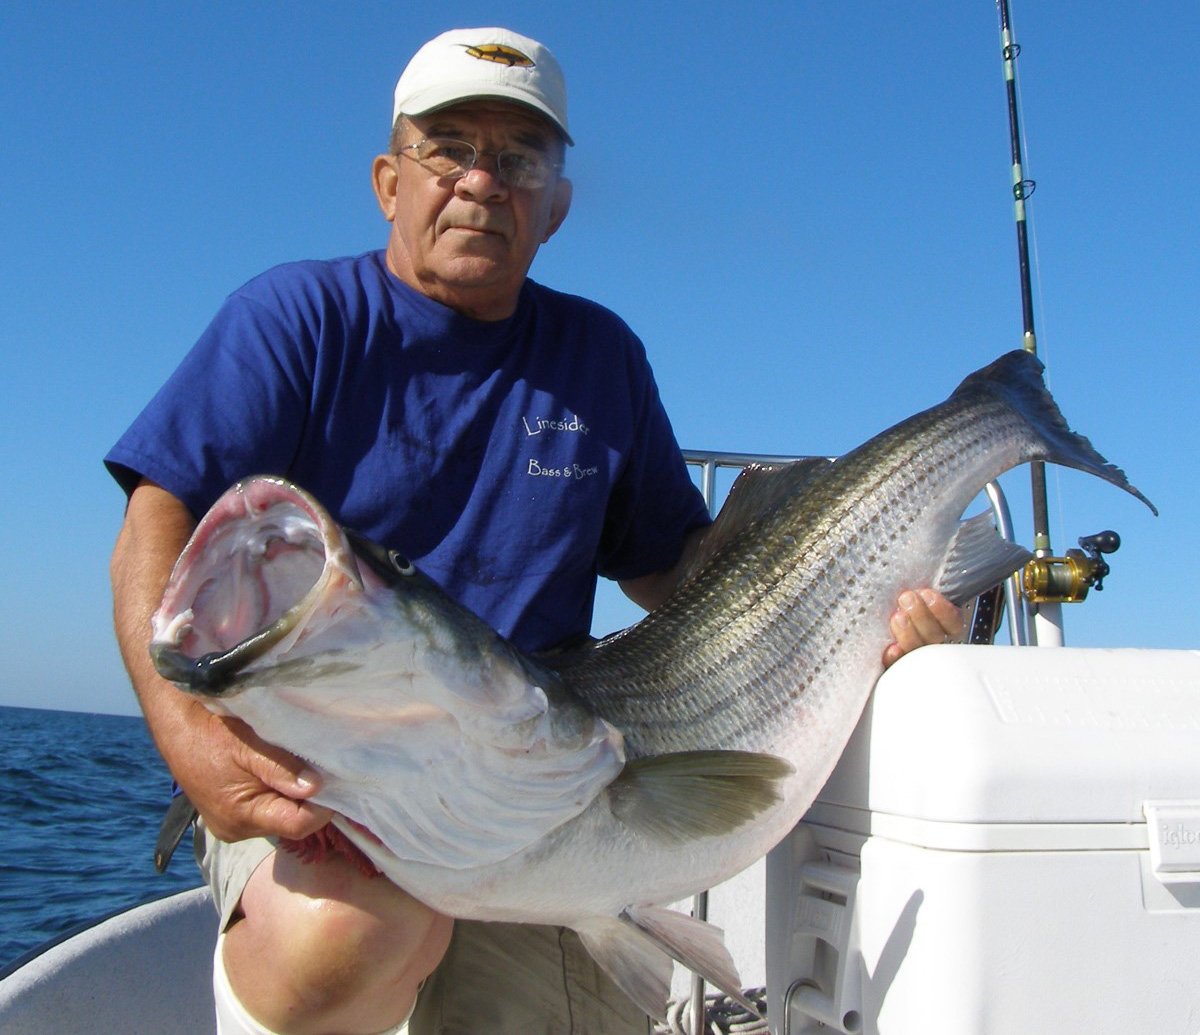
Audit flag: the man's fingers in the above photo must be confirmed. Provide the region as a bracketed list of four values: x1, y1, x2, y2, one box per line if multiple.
[223, 715, 322, 798]
[909, 588, 966, 642]
[181, 713, 333, 842]
[195, 766, 333, 843]
[200, 793, 331, 844]
[250, 744, 322, 800]
[883, 588, 967, 668]
[253, 795, 333, 841]
[918, 588, 969, 641]
[228, 720, 334, 837]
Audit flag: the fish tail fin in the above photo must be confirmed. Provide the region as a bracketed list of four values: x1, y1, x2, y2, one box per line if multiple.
[956, 351, 1157, 515]
[574, 907, 760, 1022]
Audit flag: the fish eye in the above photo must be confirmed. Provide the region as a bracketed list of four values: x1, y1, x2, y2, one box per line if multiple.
[388, 550, 415, 576]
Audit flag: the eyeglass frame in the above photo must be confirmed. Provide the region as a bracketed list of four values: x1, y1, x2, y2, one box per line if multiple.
[395, 135, 564, 191]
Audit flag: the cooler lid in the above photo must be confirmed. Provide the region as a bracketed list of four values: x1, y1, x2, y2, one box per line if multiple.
[815, 646, 1200, 828]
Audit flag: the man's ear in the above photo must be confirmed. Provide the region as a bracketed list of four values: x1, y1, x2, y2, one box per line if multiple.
[372, 155, 399, 221]
[542, 177, 572, 242]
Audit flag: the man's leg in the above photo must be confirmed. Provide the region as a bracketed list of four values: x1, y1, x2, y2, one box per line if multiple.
[410, 921, 652, 1035]
[199, 826, 452, 1035]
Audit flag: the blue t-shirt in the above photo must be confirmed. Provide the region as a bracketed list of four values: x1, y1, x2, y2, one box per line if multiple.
[106, 251, 709, 653]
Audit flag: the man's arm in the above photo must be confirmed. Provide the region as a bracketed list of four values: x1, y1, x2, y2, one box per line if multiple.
[110, 479, 331, 842]
[618, 526, 965, 667]
[618, 526, 707, 612]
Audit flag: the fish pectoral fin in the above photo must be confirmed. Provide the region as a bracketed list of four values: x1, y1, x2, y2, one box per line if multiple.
[934, 511, 1035, 606]
[623, 905, 761, 1018]
[574, 914, 675, 1021]
[606, 749, 793, 844]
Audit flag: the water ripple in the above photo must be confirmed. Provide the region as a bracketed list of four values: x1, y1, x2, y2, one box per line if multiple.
[0, 706, 203, 970]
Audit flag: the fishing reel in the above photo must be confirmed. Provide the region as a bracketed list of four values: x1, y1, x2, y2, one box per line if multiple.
[1022, 530, 1122, 604]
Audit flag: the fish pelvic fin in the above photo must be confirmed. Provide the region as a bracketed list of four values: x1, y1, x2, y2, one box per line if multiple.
[956, 351, 1157, 515]
[934, 511, 1035, 607]
[607, 750, 794, 845]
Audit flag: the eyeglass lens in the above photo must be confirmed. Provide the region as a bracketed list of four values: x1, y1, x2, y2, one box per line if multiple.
[407, 138, 557, 189]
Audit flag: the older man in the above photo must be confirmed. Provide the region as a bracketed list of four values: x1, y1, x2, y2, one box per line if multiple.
[107, 27, 962, 1035]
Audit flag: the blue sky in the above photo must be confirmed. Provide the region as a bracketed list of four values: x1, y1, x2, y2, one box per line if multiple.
[2, 2, 1195, 716]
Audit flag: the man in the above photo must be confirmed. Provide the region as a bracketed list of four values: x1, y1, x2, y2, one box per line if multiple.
[107, 27, 963, 1035]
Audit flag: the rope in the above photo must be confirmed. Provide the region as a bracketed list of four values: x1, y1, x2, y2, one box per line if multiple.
[653, 987, 769, 1035]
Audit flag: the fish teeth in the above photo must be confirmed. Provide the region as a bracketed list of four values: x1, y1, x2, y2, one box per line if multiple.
[156, 608, 194, 645]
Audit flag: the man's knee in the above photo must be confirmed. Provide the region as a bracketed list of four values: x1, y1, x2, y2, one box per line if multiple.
[222, 849, 452, 1034]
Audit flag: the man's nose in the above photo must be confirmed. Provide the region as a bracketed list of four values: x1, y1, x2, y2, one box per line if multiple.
[454, 156, 509, 201]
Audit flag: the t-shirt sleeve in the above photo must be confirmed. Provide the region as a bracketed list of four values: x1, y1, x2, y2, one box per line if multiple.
[104, 288, 313, 519]
[595, 347, 711, 582]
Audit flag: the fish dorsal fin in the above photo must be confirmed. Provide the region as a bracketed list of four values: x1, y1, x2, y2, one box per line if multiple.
[933, 511, 1034, 606]
[606, 749, 793, 844]
[684, 458, 833, 581]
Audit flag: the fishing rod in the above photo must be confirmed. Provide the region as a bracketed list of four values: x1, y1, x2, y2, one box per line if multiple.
[994, 0, 1065, 647]
[982, 0, 1123, 647]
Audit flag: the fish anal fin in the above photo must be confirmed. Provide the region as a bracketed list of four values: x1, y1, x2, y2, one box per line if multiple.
[574, 914, 674, 1020]
[623, 905, 761, 1018]
[934, 511, 1034, 607]
[607, 750, 793, 845]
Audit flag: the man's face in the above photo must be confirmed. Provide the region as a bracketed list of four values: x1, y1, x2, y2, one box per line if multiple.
[373, 101, 572, 321]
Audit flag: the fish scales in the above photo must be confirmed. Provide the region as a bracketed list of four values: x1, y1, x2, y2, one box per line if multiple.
[149, 351, 1155, 1021]
[553, 390, 1024, 759]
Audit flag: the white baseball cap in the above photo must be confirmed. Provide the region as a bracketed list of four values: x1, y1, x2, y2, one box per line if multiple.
[392, 28, 572, 145]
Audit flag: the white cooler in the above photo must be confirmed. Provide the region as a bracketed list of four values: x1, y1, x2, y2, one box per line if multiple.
[766, 645, 1200, 1035]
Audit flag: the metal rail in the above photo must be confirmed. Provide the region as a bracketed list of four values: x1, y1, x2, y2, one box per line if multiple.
[683, 450, 827, 511]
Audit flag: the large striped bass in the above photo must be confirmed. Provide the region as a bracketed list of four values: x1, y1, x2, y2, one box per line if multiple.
[150, 350, 1154, 1016]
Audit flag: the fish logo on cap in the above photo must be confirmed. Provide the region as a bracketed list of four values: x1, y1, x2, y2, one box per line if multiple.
[463, 43, 535, 67]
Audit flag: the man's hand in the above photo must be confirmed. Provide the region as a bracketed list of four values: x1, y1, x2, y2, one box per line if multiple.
[883, 588, 967, 668]
[170, 705, 332, 843]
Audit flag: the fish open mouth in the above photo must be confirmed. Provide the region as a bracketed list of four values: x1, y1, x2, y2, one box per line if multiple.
[150, 476, 364, 694]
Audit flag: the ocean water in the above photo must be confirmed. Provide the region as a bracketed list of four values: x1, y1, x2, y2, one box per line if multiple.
[0, 705, 202, 971]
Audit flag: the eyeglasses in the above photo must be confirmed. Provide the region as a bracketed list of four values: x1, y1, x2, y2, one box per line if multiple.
[397, 136, 563, 190]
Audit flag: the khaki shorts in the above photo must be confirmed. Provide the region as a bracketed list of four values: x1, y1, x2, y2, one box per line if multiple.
[194, 820, 275, 933]
[196, 824, 652, 1035]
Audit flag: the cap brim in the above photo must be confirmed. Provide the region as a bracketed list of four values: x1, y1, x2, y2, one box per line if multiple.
[396, 85, 573, 146]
